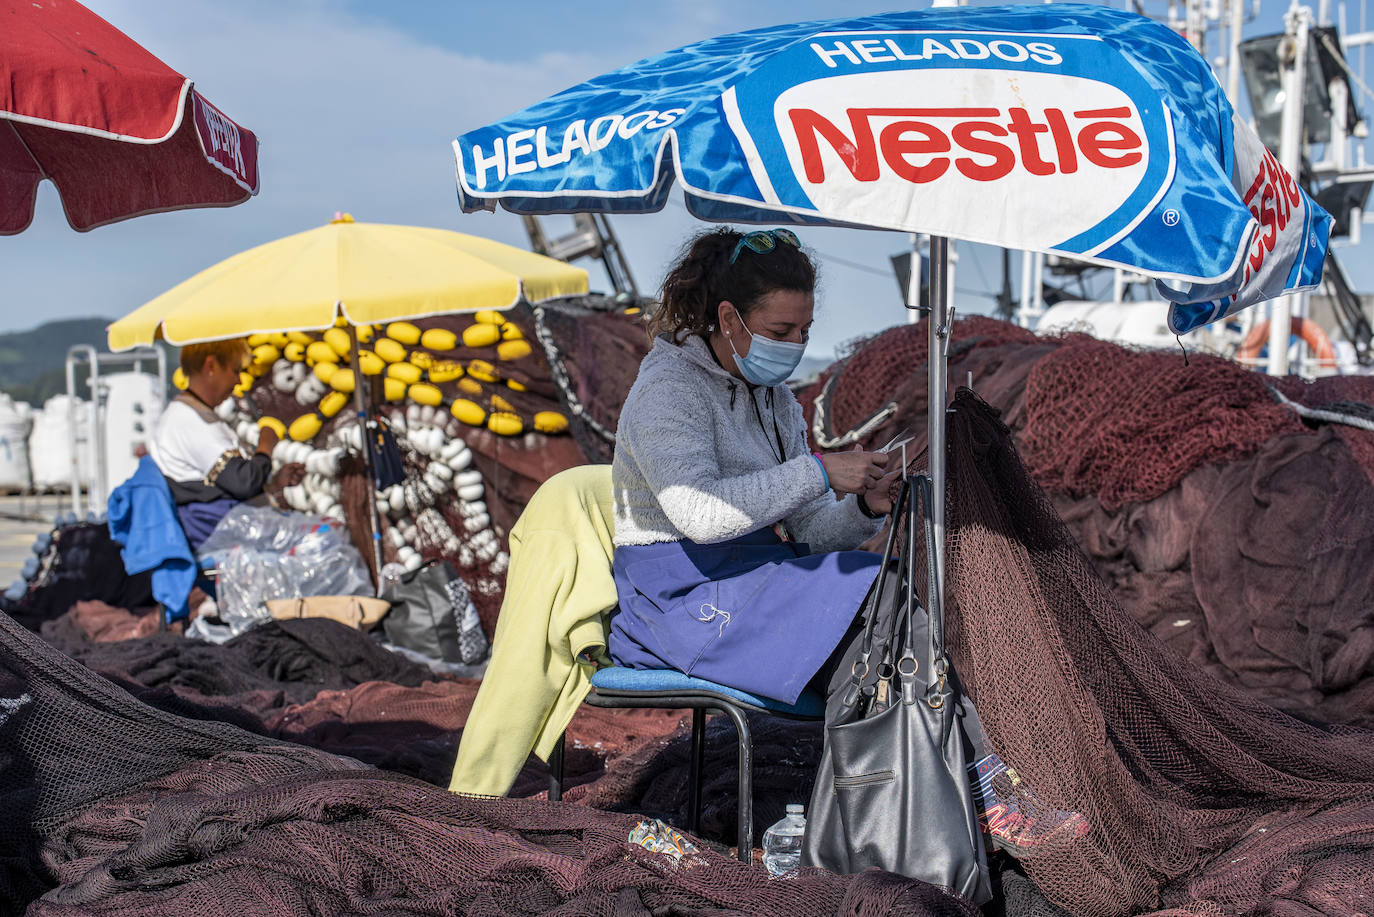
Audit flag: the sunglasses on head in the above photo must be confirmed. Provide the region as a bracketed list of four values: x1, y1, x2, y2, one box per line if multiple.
[728, 228, 801, 264]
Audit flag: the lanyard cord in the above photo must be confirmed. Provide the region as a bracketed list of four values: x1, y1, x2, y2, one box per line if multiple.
[702, 333, 787, 466]
[750, 386, 787, 466]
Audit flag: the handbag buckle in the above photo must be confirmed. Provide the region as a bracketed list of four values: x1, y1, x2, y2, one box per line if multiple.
[928, 657, 950, 709]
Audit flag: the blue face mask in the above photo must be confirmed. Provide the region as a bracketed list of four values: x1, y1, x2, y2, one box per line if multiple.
[728, 311, 807, 386]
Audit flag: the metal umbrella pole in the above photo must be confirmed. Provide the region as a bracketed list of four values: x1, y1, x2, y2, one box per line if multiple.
[347, 321, 386, 593]
[926, 235, 950, 601]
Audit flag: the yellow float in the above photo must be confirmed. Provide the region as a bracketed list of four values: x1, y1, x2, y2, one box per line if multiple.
[387, 321, 421, 345]
[467, 359, 498, 383]
[374, 338, 407, 363]
[407, 383, 443, 407]
[387, 362, 422, 384]
[306, 341, 337, 365]
[420, 328, 457, 351]
[462, 323, 501, 348]
[451, 399, 486, 426]
[497, 339, 531, 361]
[319, 391, 349, 418]
[534, 411, 570, 434]
[329, 368, 356, 393]
[289, 413, 323, 442]
[486, 411, 523, 436]
[323, 327, 352, 357]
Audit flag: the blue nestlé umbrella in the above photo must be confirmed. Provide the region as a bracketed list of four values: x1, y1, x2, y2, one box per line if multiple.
[450, 3, 1331, 608]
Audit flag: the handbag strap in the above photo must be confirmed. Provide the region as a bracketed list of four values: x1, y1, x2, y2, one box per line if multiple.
[841, 476, 912, 708]
[914, 475, 951, 708]
[889, 475, 950, 708]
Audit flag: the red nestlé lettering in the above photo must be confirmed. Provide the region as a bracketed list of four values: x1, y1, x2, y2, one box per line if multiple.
[1240, 145, 1303, 282]
[788, 106, 1144, 183]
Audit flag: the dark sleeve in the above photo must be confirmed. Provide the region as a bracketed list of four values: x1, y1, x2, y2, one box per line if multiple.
[209, 453, 272, 500]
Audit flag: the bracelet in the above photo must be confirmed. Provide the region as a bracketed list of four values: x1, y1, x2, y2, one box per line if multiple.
[856, 492, 885, 519]
[811, 453, 831, 491]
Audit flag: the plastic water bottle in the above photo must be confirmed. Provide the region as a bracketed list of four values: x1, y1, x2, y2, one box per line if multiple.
[762, 803, 806, 876]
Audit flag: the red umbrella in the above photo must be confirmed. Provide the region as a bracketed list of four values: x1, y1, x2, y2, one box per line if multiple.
[0, 0, 260, 234]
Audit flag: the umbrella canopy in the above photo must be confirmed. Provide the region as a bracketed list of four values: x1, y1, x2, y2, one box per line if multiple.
[452, 3, 1329, 335]
[0, 0, 259, 234]
[106, 217, 590, 351]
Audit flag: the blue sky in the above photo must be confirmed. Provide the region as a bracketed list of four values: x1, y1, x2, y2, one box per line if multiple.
[5, 0, 1354, 360]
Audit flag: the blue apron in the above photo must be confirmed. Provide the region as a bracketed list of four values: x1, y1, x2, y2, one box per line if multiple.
[608, 529, 882, 704]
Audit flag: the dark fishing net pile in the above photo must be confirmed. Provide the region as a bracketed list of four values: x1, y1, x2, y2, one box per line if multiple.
[4, 523, 153, 633]
[798, 317, 1374, 729]
[940, 390, 1374, 917]
[0, 610, 976, 916]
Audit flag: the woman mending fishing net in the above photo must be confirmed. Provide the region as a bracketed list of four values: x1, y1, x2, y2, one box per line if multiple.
[609, 227, 1087, 859]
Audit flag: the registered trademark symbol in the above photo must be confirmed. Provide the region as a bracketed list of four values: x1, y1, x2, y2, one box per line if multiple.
[1162, 209, 1180, 226]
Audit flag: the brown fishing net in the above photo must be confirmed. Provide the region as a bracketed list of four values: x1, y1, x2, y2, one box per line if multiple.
[0, 609, 976, 916]
[941, 389, 1374, 917]
[797, 317, 1374, 730]
[1020, 338, 1306, 508]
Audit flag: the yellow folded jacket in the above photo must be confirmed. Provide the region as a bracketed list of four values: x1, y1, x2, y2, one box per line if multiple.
[449, 464, 616, 796]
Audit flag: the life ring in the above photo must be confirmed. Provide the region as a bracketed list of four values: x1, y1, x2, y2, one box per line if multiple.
[1237, 317, 1338, 368]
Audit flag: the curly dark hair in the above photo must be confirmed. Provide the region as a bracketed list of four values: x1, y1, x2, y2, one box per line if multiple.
[647, 227, 816, 342]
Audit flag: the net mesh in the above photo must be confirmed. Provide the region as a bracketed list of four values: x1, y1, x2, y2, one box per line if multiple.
[795, 319, 1374, 729]
[0, 609, 975, 916]
[1020, 338, 1307, 508]
[941, 389, 1374, 917]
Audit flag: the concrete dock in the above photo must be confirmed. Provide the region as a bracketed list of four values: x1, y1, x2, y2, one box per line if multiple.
[0, 495, 69, 588]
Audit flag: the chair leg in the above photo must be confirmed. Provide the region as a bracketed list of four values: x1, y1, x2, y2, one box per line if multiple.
[548, 733, 565, 802]
[718, 704, 753, 864]
[687, 708, 706, 833]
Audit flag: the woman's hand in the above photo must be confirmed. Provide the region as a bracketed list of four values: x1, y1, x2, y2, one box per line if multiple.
[861, 469, 902, 515]
[820, 445, 890, 496]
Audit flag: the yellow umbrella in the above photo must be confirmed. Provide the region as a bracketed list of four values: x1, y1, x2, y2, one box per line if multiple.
[107, 214, 589, 350]
[109, 213, 590, 587]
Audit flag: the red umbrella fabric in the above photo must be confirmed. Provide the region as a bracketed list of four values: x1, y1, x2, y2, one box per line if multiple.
[0, 0, 260, 234]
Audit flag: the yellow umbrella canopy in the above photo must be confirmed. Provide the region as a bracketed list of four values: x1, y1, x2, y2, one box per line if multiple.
[107, 215, 589, 350]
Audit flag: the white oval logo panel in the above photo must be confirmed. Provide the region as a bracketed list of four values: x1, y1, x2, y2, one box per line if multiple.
[772, 69, 1152, 250]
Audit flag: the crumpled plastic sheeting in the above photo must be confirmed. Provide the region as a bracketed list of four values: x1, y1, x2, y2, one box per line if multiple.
[197, 505, 373, 637]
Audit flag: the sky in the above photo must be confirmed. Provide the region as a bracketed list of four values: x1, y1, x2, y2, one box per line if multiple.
[5, 0, 1355, 362]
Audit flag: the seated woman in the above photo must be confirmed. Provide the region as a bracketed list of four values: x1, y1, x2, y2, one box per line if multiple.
[609, 227, 1085, 856]
[149, 339, 302, 550]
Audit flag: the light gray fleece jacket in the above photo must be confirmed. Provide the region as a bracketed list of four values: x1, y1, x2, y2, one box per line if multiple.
[612, 334, 884, 550]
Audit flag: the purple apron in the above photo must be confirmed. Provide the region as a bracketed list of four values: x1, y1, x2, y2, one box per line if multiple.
[608, 528, 882, 704]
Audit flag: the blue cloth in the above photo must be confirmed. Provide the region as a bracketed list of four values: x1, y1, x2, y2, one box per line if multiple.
[591, 665, 825, 717]
[107, 457, 196, 621]
[176, 498, 238, 551]
[453, 3, 1330, 334]
[609, 529, 881, 705]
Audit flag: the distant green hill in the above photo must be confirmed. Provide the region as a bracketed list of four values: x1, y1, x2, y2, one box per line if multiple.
[0, 318, 169, 407]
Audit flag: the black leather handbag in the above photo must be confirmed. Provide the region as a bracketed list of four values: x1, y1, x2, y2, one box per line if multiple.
[801, 476, 992, 904]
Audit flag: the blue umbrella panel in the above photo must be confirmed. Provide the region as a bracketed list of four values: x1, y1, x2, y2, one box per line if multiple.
[453, 4, 1330, 334]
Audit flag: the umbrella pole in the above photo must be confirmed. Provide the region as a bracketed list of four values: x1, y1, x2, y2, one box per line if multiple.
[348, 323, 386, 593]
[927, 235, 949, 608]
